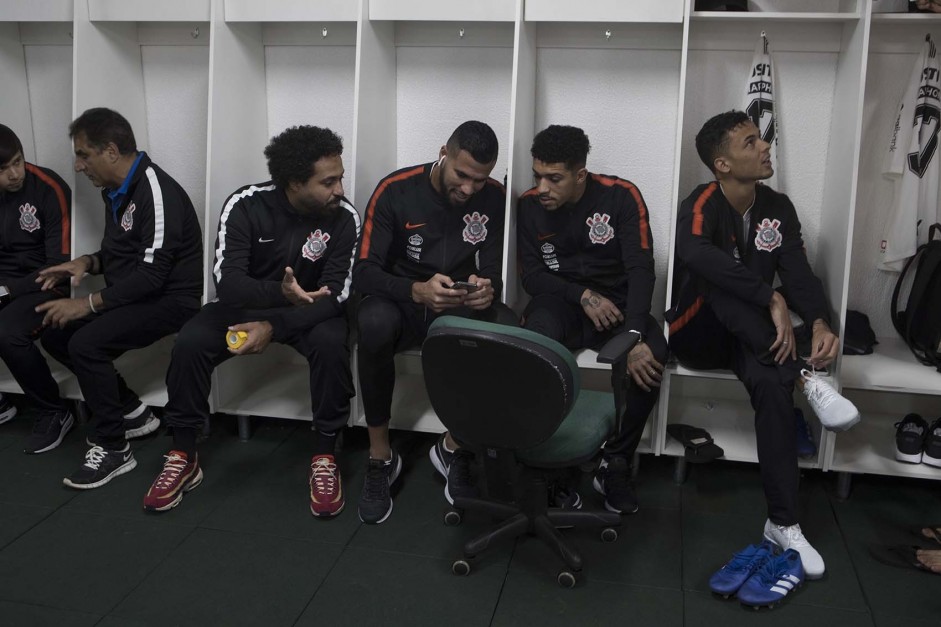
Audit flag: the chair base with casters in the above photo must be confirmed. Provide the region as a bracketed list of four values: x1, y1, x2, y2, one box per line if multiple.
[422, 316, 638, 587]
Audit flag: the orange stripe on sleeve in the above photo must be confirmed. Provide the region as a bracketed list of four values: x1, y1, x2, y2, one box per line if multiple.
[668, 296, 704, 335]
[25, 164, 70, 256]
[691, 182, 717, 237]
[590, 174, 650, 249]
[521, 187, 539, 198]
[359, 166, 425, 260]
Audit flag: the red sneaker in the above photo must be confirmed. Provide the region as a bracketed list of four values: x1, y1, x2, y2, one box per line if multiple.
[143, 450, 203, 512]
[309, 454, 344, 517]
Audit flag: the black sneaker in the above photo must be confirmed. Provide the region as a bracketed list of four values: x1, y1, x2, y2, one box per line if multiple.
[922, 418, 941, 468]
[551, 486, 583, 510]
[894, 413, 928, 464]
[592, 455, 638, 514]
[24, 408, 74, 454]
[63, 444, 137, 490]
[429, 434, 478, 505]
[124, 408, 160, 439]
[358, 450, 402, 524]
[0, 393, 17, 425]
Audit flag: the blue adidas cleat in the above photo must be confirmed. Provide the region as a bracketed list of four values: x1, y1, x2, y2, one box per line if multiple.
[737, 548, 805, 609]
[709, 541, 775, 598]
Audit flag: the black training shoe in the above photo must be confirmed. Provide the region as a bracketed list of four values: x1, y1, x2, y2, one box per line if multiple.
[0, 393, 17, 425]
[894, 413, 928, 464]
[63, 444, 137, 490]
[445, 449, 478, 504]
[358, 450, 402, 524]
[593, 455, 638, 514]
[922, 418, 941, 468]
[124, 407, 160, 439]
[429, 433, 453, 479]
[25, 408, 74, 454]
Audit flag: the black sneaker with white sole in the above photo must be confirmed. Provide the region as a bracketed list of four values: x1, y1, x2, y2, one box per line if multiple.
[0, 393, 17, 425]
[593, 455, 638, 514]
[124, 408, 160, 439]
[63, 444, 137, 490]
[429, 434, 478, 504]
[922, 418, 941, 468]
[358, 450, 402, 524]
[25, 409, 74, 454]
[894, 413, 928, 464]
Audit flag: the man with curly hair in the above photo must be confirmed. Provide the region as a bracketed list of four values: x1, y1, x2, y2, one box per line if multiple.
[353, 120, 512, 524]
[144, 126, 359, 516]
[517, 124, 664, 514]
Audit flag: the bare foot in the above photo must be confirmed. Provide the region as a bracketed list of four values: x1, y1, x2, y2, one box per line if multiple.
[915, 548, 941, 574]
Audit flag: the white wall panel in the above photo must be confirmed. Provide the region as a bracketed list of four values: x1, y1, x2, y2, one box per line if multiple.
[534, 47, 681, 316]
[23, 44, 74, 186]
[265, 45, 357, 196]
[141, 45, 210, 226]
[395, 45, 513, 181]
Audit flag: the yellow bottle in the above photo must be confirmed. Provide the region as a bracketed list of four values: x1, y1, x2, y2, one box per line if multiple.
[226, 330, 248, 349]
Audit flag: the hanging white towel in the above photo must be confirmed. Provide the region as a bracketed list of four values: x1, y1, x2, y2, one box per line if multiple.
[743, 32, 781, 191]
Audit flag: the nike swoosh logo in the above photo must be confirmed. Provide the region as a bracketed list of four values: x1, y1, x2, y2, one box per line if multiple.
[405, 222, 426, 230]
[537, 233, 556, 241]
[258, 237, 275, 243]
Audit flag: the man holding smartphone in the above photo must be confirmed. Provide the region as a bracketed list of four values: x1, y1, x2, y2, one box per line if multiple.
[0, 124, 72, 451]
[353, 120, 514, 524]
[517, 125, 665, 515]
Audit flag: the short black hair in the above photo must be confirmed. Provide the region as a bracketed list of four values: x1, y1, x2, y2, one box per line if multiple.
[0, 124, 24, 165]
[446, 120, 498, 165]
[264, 125, 343, 189]
[69, 107, 137, 155]
[530, 125, 591, 170]
[696, 110, 750, 174]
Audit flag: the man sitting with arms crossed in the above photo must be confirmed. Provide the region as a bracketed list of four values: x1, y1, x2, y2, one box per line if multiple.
[354, 120, 514, 524]
[144, 126, 358, 516]
[667, 110, 860, 579]
[37, 107, 202, 489]
[517, 124, 665, 514]
[0, 124, 72, 452]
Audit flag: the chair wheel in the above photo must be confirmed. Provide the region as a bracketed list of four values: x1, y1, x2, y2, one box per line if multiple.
[601, 527, 618, 543]
[443, 509, 462, 526]
[557, 570, 577, 588]
[452, 560, 471, 576]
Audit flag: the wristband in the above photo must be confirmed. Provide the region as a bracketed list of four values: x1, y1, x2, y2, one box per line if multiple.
[88, 293, 98, 314]
[628, 329, 644, 343]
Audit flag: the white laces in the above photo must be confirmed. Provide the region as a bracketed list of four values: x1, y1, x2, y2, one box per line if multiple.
[311, 457, 337, 491]
[801, 369, 838, 409]
[154, 453, 188, 489]
[775, 523, 810, 549]
[82, 445, 106, 470]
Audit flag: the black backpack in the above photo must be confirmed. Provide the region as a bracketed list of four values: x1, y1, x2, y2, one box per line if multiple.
[892, 223, 941, 371]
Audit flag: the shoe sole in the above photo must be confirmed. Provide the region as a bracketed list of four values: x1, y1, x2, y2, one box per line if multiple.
[63, 456, 137, 490]
[823, 414, 861, 433]
[922, 454, 941, 468]
[762, 533, 824, 580]
[896, 449, 924, 464]
[145, 467, 204, 512]
[592, 476, 638, 515]
[126, 416, 160, 440]
[358, 454, 403, 524]
[27, 413, 75, 455]
[311, 500, 345, 518]
[0, 405, 17, 425]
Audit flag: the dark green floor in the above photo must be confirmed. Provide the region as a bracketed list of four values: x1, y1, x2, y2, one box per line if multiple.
[0, 411, 939, 627]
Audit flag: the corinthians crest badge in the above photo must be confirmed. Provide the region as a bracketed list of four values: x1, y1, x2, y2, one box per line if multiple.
[121, 203, 136, 232]
[19, 203, 40, 232]
[462, 211, 489, 244]
[302, 229, 330, 263]
[754, 218, 782, 252]
[586, 212, 614, 245]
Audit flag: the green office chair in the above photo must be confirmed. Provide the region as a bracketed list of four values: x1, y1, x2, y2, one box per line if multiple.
[422, 316, 635, 587]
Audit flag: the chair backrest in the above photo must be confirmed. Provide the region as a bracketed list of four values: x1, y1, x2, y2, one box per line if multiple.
[422, 316, 581, 450]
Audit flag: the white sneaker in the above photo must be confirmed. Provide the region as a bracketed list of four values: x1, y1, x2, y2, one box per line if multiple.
[763, 519, 825, 580]
[801, 369, 860, 432]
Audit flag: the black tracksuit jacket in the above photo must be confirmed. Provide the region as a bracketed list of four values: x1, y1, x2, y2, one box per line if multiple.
[212, 182, 359, 341]
[0, 163, 71, 297]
